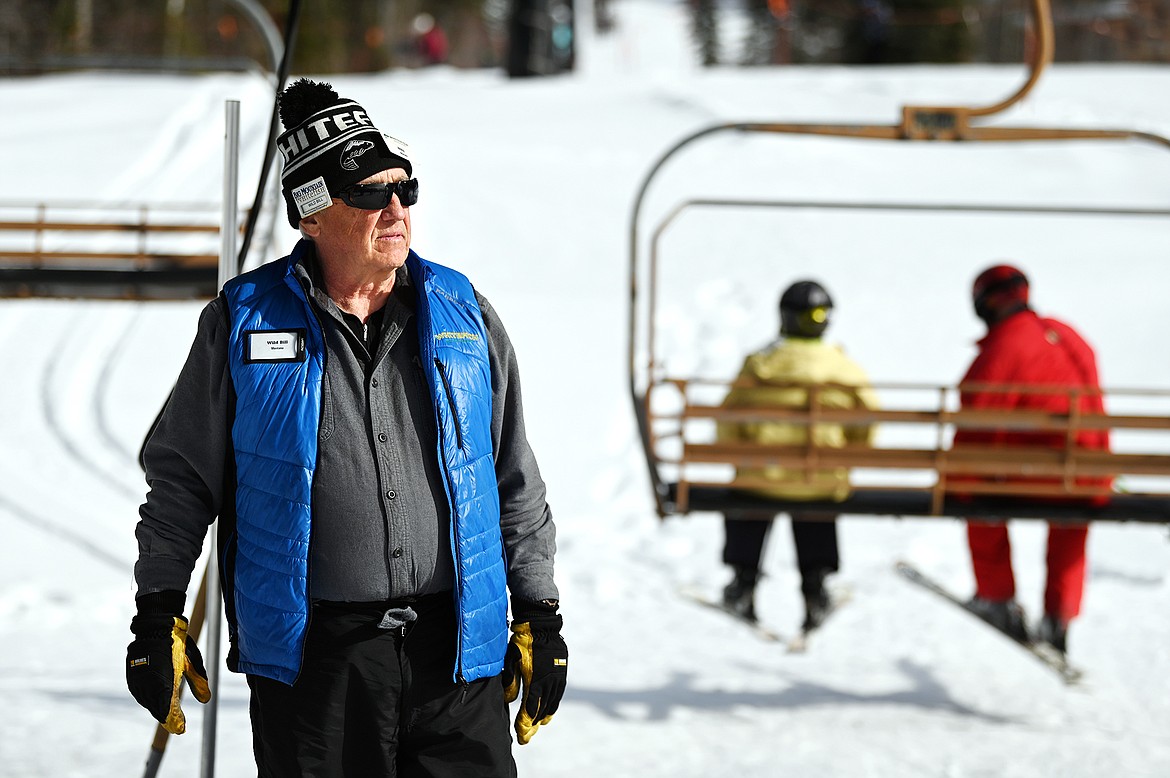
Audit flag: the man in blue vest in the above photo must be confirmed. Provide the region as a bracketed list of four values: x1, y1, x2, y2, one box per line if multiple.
[126, 79, 566, 775]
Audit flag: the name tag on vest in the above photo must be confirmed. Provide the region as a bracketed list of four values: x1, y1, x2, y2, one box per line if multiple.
[245, 329, 306, 363]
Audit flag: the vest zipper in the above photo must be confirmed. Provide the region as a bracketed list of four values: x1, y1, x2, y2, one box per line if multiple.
[429, 353, 467, 683]
[434, 358, 465, 450]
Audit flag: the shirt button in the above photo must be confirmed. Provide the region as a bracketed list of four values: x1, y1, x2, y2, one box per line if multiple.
[378, 432, 388, 442]
[371, 377, 379, 388]
[386, 489, 397, 500]
[392, 547, 403, 559]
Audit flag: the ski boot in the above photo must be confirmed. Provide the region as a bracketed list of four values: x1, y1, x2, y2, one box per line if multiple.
[722, 565, 759, 622]
[801, 570, 832, 632]
[968, 597, 1030, 643]
[1037, 614, 1069, 654]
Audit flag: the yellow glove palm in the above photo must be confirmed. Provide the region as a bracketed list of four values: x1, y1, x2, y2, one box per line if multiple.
[502, 605, 568, 745]
[127, 615, 212, 735]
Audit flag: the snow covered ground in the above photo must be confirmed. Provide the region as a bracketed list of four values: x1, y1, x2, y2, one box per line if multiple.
[2, 1, 1170, 775]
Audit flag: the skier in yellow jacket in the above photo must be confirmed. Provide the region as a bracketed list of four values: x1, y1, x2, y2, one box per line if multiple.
[718, 280, 878, 631]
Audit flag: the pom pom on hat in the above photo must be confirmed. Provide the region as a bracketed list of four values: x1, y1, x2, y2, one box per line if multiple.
[278, 79, 340, 130]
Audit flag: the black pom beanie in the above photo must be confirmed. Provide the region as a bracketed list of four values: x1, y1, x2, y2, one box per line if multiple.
[277, 78, 412, 228]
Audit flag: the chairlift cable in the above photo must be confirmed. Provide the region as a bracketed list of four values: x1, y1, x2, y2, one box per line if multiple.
[235, 0, 303, 274]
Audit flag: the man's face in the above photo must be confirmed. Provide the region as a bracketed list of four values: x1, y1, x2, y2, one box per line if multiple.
[302, 167, 412, 275]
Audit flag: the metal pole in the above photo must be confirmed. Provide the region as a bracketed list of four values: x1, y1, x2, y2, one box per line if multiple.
[220, 101, 241, 291]
[225, 0, 283, 76]
[201, 99, 240, 778]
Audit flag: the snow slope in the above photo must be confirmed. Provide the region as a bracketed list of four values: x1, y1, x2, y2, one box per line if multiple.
[1, 2, 1169, 775]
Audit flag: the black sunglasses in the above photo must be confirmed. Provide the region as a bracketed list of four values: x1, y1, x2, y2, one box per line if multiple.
[337, 178, 419, 210]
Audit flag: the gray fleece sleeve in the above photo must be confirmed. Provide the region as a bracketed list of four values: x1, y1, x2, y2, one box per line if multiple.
[133, 296, 233, 598]
[477, 292, 559, 603]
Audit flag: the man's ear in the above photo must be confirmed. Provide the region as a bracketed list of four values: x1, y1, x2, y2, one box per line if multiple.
[300, 213, 323, 237]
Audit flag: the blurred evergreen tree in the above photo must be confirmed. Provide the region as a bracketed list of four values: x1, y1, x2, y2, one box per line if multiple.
[692, 0, 719, 66]
[886, 0, 973, 62]
[0, 0, 66, 72]
[5, 0, 1170, 75]
[841, 0, 894, 63]
[741, 0, 777, 65]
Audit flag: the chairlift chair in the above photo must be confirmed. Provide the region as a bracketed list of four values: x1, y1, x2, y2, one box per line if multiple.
[627, 0, 1170, 525]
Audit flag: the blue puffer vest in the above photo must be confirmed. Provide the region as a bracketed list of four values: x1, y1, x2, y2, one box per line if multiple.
[223, 241, 507, 685]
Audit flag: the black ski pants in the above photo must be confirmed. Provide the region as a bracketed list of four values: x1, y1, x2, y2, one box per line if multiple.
[722, 510, 839, 596]
[247, 593, 516, 777]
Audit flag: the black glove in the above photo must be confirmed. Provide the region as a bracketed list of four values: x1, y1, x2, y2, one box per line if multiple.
[502, 599, 568, 745]
[126, 590, 211, 735]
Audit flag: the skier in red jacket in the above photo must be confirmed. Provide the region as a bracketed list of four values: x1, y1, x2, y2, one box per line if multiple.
[954, 264, 1110, 655]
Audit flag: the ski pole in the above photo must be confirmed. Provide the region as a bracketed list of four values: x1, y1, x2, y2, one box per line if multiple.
[140, 564, 210, 778]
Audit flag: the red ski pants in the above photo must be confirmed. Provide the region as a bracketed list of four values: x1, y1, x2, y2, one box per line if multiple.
[966, 520, 1089, 622]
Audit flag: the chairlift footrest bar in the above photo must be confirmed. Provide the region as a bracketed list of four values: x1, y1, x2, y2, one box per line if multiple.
[668, 485, 1170, 524]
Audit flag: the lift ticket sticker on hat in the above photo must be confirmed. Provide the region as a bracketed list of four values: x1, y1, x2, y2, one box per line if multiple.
[246, 329, 307, 363]
[382, 134, 410, 163]
[291, 176, 331, 219]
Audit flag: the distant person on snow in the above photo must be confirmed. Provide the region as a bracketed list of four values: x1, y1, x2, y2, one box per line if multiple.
[717, 280, 877, 632]
[413, 12, 449, 66]
[126, 78, 565, 774]
[954, 263, 1110, 656]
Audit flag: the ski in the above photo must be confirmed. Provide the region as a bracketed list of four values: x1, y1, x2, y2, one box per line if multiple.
[894, 561, 1084, 685]
[679, 588, 786, 643]
[786, 587, 852, 654]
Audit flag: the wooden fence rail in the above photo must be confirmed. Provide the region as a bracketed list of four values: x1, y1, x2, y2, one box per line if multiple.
[0, 202, 235, 299]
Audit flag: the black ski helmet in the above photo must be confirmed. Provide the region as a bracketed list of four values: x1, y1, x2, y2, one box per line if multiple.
[779, 280, 834, 338]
